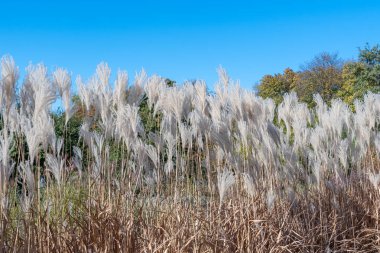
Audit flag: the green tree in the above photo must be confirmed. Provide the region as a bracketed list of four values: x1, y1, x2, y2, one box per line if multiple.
[359, 43, 380, 65]
[339, 44, 380, 104]
[257, 68, 298, 104]
[295, 52, 343, 105]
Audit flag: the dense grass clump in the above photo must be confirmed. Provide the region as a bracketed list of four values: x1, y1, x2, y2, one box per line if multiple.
[0, 56, 379, 252]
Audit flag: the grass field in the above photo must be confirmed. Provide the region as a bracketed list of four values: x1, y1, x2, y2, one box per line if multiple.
[0, 56, 379, 252]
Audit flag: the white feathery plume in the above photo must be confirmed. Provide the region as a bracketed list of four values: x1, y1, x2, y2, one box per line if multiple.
[291, 116, 310, 151]
[241, 173, 255, 198]
[144, 75, 166, 110]
[79, 120, 93, 147]
[8, 106, 21, 134]
[163, 132, 176, 175]
[0, 55, 19, 113]
[164, 160, 174, 175]
[134, 68, 147, 88]
[368, 171, 380, 189]
[228, 83, 243, 120]
[162, 87, 187, 123]
[45, 153, 65, 186]
[18, 162, 35, 212]
[211, 124, 232, 154]
[188, 110, 211, 137]
[113, 70, 128, 107]
[53, 68, 74, 124]
[125, 105, 142, 139]
[217, 169, 235, 208]
[338, 140, 349, 169]
[217, 65, 230, 89]
[97, 86, 114, 139]
[114, 104, 143, 147]
[262, 97, 276, 122]
[363, 92, 379, 130]
[237, 120, 249, 148]
[312, 161, 322, 186]
[266, 122, 281, 146]
[193, 80, 207, 113]
[375, 134, 380, 156]
[0, 130, 15, 210]
[127, 69, 146, 106]
[25, 64, 56, 121]
[22, 119, 41, 162]
[160, 113, 176, 136]
[90, 132, 104, 178]
[50, 136, 64, 157]
[215, 146, 225, 166]
[76, 76, 93, 112]
[0, 130, 14, 174]
[208, 97, 222, 130]
[20, 108, 55, 162]
[92, 132, 105, 154]
[72, 146, 83, 175]
[178, 122, 192, 149]
[266, 187, 276, 211]
[314, 93, 327, 120]
[96, 62, 111, 90]
[213, 85, 229, 117]
[24, 167, 35, 194]
[20, 76, 35, 117]
[133, 138, 147, 172]
[277, 92, 296, 132]
[34, 112, 56, 150]
[144, 144, 159, 169]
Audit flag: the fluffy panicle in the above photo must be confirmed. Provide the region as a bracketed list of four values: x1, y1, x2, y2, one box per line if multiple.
[368, 172, 380, 189]
[237, 120, 249, 148]
[45, 153, 65, 186]
[163, 132, 176, 175]
[53, 68, 74, 124]
[72, 146, 83, 175]
[144, 75, 166, 110]
[96, 62, 111, 90]
[217, 169, 235, 208]
[241, 173, 256, 198]
[18, 162, 35, 212]
[193, 80, 207, 113]
[22, 120, 41, 162]
[266, 187, 276, 211]
[144, 144, 159, 169]
[0, 55, 18, 113]
[217, 65, 230, 88]
[76, 76, 93, 112]
[113, 70, 128, 107]
[114, 104, 143, 148]
[375, 134, 380, 155]
[127, 69, 146, 106]
[90, 132, 104, 178]
[25, 64, 56, 121]
[178, 122, 192, 149]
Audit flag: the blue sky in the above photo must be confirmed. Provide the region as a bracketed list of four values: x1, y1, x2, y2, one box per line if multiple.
[1, 0, 380, 90]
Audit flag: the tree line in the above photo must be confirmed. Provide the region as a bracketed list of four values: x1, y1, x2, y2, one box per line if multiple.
[256, 44, 380, 107]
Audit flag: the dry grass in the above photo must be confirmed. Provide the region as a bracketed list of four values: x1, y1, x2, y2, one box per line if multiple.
[1, 164, 380, 253]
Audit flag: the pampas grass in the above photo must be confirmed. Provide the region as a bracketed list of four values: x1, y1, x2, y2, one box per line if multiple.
[0, 56, 378, 252]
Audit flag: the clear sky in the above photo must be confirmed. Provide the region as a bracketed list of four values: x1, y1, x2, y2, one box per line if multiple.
[1, 0, 380, 90]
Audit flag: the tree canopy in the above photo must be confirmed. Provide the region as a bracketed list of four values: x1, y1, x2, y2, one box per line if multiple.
[257, 44, 380, 107]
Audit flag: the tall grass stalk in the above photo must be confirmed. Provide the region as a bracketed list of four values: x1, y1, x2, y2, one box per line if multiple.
[0, 57, 378, 251]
